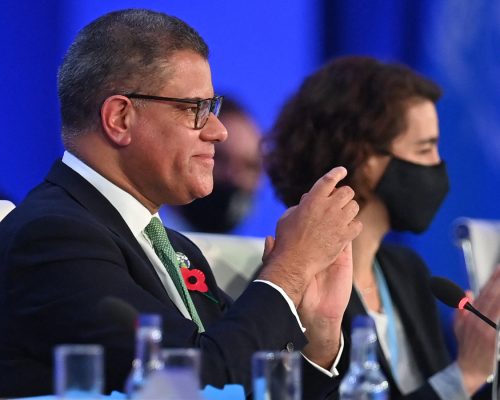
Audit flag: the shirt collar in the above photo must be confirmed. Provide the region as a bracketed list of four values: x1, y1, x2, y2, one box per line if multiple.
[61, 151, 160, 236]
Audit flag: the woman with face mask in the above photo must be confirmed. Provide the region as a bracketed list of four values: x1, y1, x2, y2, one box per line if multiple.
[264, 56, 500, 400]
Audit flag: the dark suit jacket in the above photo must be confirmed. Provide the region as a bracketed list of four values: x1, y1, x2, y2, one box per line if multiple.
[0, 160, 339, 399]
[342, 243, 452, 399]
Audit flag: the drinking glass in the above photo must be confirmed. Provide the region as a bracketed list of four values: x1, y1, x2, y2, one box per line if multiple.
[252, 351, 301, 400]
[54, 344, 104, 399]
[141, 348, 202, 400]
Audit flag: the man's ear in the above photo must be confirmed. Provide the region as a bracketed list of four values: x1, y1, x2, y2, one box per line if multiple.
[100, 95, 134, 147]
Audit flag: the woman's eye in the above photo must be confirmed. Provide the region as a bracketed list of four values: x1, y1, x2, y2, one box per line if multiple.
[417, 143, 438, 155]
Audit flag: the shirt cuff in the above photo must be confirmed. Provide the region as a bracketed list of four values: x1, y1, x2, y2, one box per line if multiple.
[254, 279, 343, 377]
[428, 362, 470, 400]
[301, 332, 343, 377]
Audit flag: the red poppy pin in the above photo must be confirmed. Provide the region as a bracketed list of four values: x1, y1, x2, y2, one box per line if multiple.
[176, 252, 218, 303]
[181, 267, 208, 292]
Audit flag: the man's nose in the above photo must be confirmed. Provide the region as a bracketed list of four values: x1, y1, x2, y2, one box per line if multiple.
[201, 113, 228, 142]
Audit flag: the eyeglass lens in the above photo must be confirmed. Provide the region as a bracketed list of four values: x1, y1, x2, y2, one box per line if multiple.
[196, 97, 223, 129]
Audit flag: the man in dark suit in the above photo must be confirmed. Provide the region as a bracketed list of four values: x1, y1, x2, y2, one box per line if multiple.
[0, 9, 362, 398]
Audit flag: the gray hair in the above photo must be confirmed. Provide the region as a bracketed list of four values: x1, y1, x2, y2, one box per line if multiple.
[57, 8, 209, 144]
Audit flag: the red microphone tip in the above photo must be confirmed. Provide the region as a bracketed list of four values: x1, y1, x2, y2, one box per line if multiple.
[458, 297, 469, 310]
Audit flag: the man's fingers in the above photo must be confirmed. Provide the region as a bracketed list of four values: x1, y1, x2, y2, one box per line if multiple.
[339, 195, 359, 216]
[308, 166, 347, 199]
[282, 205, 297, 218]
[348, 219, 363, 240]
[317, 185, 354, 209]
[262, 235, 275, 262]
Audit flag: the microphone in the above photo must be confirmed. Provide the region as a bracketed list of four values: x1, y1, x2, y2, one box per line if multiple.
[429, 276, 497, 330]
[98, 296, 139, 332]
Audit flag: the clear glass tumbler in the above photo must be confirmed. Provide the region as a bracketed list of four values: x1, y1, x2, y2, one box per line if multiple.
[54, 344, 104, 399]
[252, 351, 301, 400]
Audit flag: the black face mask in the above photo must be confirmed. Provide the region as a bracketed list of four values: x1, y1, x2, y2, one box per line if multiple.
[375, 157, 449, 233]
[179, 182, 254, 233]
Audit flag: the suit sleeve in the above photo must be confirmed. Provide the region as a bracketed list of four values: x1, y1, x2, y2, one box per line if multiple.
[3, 214, 339, 398]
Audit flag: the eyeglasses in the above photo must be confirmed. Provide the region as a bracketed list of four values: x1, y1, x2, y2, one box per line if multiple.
[125, 93, 223, 129]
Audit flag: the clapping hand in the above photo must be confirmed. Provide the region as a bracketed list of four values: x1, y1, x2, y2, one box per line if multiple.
[299, 242, 354, 368]
[259, 166, 362, 368]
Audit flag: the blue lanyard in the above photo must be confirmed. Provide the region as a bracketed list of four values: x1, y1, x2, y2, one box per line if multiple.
[373, 259, 399, 381]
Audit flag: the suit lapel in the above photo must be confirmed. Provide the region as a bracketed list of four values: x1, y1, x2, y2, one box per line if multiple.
[44, 160, 170, 302]
[46, 160, 225, 326]
[45, 161, 139, 247]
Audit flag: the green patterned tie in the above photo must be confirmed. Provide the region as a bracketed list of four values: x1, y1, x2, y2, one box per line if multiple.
[145, 217, 205, 332]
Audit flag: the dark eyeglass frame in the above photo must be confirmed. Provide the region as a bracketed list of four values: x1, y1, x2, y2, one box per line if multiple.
[125, 93, 223, 129]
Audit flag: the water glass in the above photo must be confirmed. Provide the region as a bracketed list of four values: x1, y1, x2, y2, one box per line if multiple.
[54, 344, 104, 399]
[252, 351, 301, 400]
[142, 348, 202, 399]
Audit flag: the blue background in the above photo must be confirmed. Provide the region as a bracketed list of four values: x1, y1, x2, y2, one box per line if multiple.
[1, 0, 499, 351]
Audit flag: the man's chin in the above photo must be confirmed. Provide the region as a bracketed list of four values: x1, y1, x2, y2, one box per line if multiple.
[189, 183, 214, 203]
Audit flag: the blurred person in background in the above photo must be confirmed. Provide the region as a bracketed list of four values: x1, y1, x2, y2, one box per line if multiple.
[163, 96, 263, 233]
[264, 55, 500, 400]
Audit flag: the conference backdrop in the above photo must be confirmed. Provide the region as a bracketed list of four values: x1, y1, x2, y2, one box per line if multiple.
[1, 0, 499, 352]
